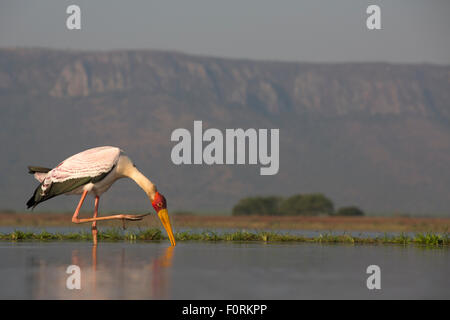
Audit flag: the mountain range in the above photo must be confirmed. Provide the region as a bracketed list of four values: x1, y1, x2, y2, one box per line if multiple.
[0, 48, 449, 215]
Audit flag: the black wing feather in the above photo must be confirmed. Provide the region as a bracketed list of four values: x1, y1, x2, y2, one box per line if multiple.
[26, 166, 115, 209]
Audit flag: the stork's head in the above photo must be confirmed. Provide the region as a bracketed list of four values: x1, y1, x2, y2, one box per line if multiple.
[152, 192, 167, 212]
[152, 192, 176, 246]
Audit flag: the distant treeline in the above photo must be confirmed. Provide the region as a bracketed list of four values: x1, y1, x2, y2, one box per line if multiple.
[232, 193, 364, 216]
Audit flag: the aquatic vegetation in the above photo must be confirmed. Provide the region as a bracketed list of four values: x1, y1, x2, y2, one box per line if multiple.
[413, 232, 447, 246]
[98, 228, 123, 241]
[0, 228, 448, 247]
[133, 228, 163, 241]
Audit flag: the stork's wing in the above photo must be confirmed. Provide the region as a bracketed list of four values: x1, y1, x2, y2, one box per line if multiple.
[45, 146, 121, 184]
[27, 146, 122, 208]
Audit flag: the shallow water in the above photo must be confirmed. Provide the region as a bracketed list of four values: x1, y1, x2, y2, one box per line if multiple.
[0, 241, 448, 299]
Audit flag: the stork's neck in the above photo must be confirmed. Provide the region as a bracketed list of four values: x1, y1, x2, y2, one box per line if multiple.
[128, 167, 157, 201]
[118, 156, 157, 201]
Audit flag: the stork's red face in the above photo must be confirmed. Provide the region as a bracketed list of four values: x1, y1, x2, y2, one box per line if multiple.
[152, 192, 167, 212]
[152, 192, 176, 246]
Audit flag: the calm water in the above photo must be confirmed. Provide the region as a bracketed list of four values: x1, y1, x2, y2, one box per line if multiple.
[0, 241, 448, 299]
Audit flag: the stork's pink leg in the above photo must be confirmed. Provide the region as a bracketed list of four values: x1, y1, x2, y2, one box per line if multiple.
[92, 196, 99, 244]
[71, 190, 89, 223]
[71, 191, 148, 227]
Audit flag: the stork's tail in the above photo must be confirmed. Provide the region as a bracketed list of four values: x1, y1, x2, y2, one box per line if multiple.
[26, 166, 51, 209]
[26, 185, 41, 209]
[28, 166, 51, 174]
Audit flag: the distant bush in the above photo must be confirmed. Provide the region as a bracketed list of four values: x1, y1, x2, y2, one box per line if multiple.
[232, 196, 283, 216]
[335, 206, 364, 216]
[279, 193, 334, 216]
[232, 193, 341, 216]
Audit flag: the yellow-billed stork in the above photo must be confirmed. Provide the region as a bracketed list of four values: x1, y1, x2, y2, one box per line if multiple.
[26, 146, 176, 246]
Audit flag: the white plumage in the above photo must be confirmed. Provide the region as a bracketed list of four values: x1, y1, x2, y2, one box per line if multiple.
[37, 146, 122, 195]
[27, 146, 176, 246]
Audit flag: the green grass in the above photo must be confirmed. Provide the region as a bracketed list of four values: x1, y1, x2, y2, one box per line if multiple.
[0, 228, 448, 246]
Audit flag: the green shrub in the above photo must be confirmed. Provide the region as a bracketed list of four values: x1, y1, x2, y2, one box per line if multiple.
[232, 196, 282, 216]
[335, 206, 364, 216]
[279, 193, 334, 216]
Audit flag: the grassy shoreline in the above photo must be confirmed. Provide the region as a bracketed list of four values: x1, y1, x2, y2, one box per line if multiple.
[0, 228, 448, 246]
[1, 213, 449, 232]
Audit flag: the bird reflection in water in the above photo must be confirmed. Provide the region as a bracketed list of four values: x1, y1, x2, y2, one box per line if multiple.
[67, 244, 175, 299]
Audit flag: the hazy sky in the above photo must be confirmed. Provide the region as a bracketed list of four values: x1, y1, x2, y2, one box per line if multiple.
[1, 0, 449, 64]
